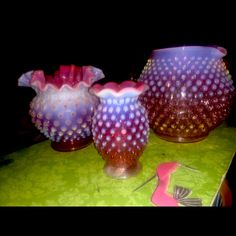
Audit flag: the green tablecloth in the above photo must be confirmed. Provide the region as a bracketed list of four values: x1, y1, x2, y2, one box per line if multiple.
[0, 124, 236, 206]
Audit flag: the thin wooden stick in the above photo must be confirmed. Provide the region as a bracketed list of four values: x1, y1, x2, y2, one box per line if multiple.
[132, 173, 157, 192]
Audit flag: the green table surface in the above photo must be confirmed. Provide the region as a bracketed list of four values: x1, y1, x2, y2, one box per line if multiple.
[0, 124, 236, 206]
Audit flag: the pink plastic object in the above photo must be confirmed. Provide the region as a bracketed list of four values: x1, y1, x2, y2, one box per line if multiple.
[151, 162, 202, 206]
[151, 162, 180, 206]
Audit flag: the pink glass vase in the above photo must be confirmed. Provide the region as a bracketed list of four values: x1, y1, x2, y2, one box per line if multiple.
[18, 65, 104, 151]
[90, 81, 150, 179]
[138, 46, 235, 142]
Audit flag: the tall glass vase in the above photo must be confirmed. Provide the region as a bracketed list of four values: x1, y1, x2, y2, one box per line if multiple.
[90, 81, 149, 179]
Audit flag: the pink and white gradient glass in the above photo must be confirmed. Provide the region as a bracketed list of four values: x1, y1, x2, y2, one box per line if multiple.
[90, 81, 149, 179]
[18, 65, 104, 151]
[138, 46, 235, 142]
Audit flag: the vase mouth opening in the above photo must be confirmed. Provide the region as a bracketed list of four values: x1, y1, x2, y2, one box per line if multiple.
[152, 45, 227, 58]
[90, 80, 148, 98]
[18, 65, 105, 92]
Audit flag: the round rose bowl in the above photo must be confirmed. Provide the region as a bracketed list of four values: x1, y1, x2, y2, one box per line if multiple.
[18, 65, 104, 151]
[90, 81, 150, 179]
[138, 45, 235, 143]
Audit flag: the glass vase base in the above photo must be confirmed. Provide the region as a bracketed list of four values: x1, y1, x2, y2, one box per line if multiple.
[104, 162, 142, 180]
[156, 133, 208, 143]
[51, 136, 93, 152]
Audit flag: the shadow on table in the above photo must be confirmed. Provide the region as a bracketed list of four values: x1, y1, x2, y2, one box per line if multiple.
[225, 152, 236, 207]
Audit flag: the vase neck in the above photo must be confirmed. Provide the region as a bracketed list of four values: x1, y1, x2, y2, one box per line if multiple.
[100, 96, 138, 105]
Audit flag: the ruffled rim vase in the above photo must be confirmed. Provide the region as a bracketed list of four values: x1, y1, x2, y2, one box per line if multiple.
[18, 65, 104, 151]
[90, 81, 149, 179]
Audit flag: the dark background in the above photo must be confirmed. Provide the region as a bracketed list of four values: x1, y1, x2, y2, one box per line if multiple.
[2, 11, 236, 155]
[1, 3, 235, 151]
[1, 2, 236, 205]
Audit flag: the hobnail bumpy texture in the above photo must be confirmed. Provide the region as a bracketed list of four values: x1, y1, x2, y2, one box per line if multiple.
[18, 65, 104, 151]
[92, 97, 149, 179]
[30, 87, 98, 145]
[138, 48, 235, 142]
